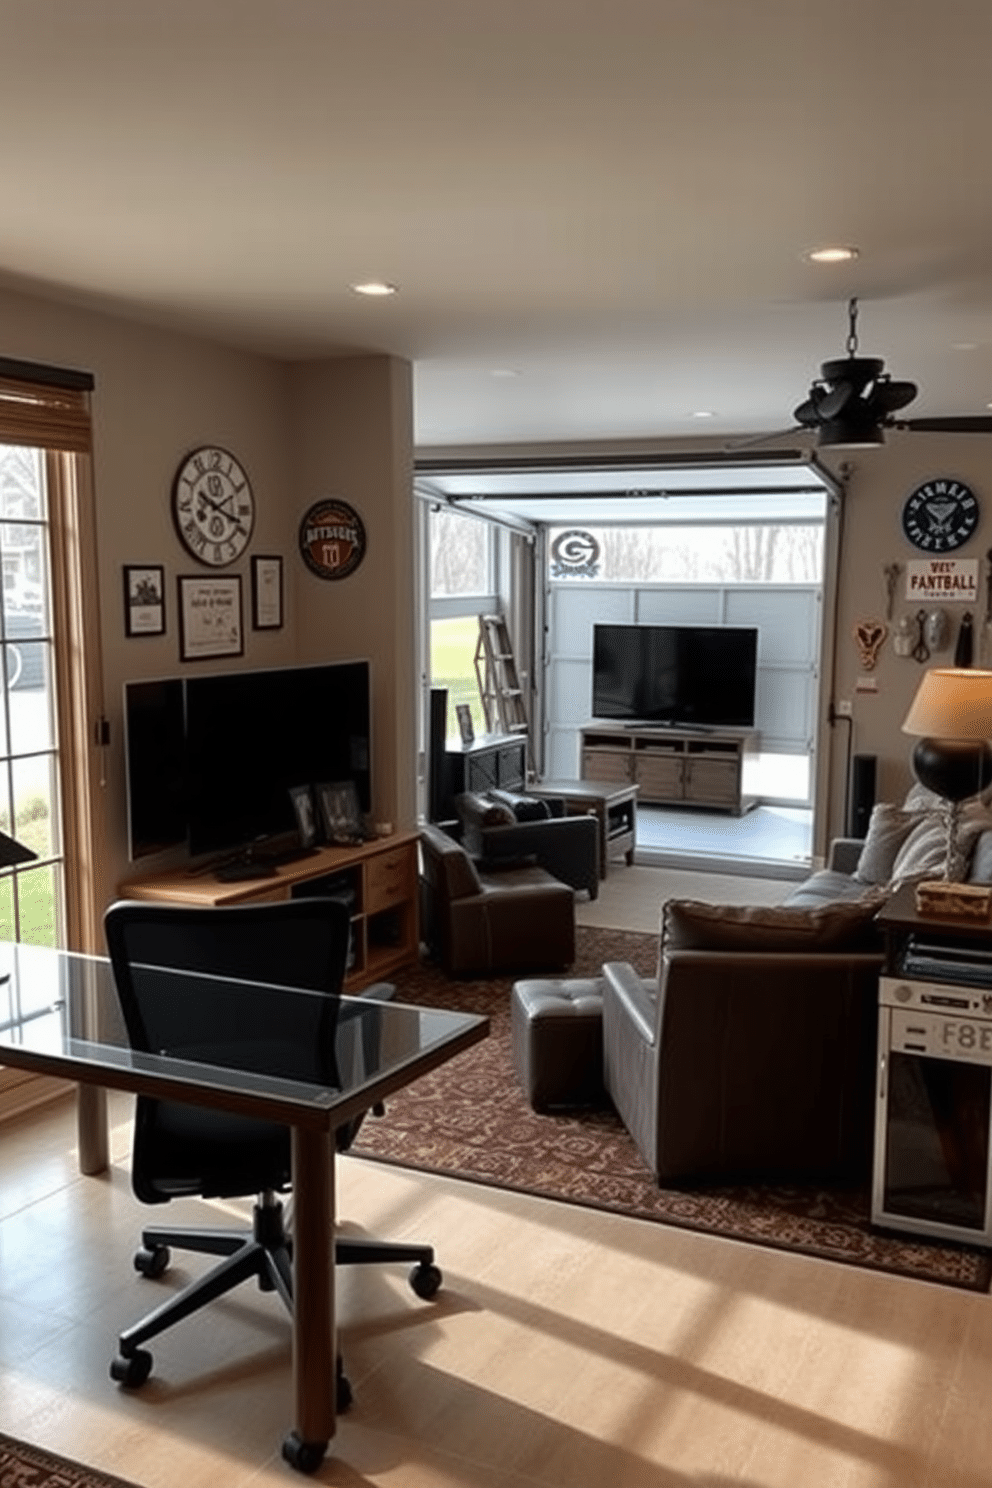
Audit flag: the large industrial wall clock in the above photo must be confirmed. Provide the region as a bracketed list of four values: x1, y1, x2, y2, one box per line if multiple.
[172, 446, 255, 566]
[901, 477, 980, 552]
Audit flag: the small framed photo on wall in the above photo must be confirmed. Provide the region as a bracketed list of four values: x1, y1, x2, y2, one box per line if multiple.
[123, 565, 166, 638]
[251, 555, 283, 630]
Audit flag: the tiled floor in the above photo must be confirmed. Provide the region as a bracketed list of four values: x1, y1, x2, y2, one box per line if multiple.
[636, 803, 813, 878]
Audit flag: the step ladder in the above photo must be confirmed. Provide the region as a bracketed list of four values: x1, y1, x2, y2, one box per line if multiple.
[475, 614, 529, 736]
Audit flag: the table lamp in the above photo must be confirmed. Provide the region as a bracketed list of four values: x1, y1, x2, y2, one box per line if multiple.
[901, 667, 992, 880]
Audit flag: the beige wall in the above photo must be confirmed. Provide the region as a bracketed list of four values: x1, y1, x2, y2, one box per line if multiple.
[289, 356, 416, 830]
[825, 437, 992, 838]
[0, 285, 415, 917]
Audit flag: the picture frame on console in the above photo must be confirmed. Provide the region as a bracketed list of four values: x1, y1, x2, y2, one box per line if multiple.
[455, 703, 475, 745]
[288, 783, 318, 848]
[317, 779, 363, 844]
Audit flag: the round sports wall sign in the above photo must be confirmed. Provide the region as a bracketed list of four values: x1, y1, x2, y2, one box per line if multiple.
[901, 478, 980, 552]
[298, 498, 367, 580]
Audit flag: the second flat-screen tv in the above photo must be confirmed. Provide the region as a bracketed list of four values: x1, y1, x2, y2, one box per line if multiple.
[124, 659, 371, 860]
[592, 623, 758, 728]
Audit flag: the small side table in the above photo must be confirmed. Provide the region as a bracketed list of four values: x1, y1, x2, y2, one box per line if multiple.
[528, 778, 638, 878]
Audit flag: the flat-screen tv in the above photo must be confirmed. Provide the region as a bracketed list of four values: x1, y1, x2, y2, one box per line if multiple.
[592, 624, 758, 728]
[124, 660, 371, 860]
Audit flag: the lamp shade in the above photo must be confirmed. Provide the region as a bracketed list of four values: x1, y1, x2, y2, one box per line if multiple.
[902, 668, 992, 741]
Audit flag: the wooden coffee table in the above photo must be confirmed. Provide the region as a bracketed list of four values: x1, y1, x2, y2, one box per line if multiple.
[528, 778, 638, 878]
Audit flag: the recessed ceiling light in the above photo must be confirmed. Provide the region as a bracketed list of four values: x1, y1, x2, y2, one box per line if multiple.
[805, 245, 859, 264]
[953, 342, 979, 351]
[350, 281, 398, 297]
[491, 368, 520, 379]
[692, 410, 715, 419]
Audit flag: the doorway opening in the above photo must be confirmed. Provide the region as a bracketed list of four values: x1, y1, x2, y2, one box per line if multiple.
[416, 452, 838, 875]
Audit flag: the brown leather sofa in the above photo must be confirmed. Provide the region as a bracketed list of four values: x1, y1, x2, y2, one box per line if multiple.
[419, 823, 575, 976]
[601, 896, 885, 1184]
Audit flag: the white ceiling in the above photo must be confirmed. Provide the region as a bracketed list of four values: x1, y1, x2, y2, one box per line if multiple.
[4, 2, 992, 450]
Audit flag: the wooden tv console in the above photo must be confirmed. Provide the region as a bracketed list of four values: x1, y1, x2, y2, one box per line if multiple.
[580, 723, 758, 815]
[118, 830, 420, 991]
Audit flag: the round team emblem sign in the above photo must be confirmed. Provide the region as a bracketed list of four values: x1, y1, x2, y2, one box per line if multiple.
[298, 498, 367, 580]
[901, 478, 980, 553]
[550, 529, 601, 578]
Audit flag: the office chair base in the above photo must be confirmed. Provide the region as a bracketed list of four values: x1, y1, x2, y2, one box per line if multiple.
[335, 1236, 442, 1298]
[111, 1200, 440, 1399]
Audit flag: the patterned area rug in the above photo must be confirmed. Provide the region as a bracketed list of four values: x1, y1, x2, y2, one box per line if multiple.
[0, 1433, 141, 1488]
[353, 926, 992, 1292]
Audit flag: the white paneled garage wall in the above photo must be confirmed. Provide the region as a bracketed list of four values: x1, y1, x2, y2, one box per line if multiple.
[544, 582, 821, 804]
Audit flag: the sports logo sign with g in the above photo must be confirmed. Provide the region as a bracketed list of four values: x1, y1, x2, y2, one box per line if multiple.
[551, 529, 600, 579]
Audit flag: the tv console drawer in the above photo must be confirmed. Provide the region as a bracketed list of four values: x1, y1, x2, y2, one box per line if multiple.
[366, 843, 415, 913]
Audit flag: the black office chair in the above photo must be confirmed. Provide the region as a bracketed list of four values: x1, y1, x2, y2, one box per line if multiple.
[103, 897, 441, 1400]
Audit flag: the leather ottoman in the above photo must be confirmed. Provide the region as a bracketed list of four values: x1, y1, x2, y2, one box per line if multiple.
[511, 977, 605, 1110]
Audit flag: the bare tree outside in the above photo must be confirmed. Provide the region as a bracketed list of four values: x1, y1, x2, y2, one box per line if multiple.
[430, 506, 490, 597]
[550, 524, 823, 583]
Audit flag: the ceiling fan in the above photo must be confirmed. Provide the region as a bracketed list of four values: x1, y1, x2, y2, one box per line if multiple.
[793, 297, 992, 447]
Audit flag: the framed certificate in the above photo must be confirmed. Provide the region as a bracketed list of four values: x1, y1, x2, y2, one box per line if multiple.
[177, 575, 244, 661]
[251, 554, 283, 630]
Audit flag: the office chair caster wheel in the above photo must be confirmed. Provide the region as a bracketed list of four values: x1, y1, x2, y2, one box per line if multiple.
[281, 1432, 326, 1474]
[336, 1354, 353, 1413]
[110, 1348, 152, 1388]
[134, 1244, 170, 1278]
[409, 1261, 442, 1300]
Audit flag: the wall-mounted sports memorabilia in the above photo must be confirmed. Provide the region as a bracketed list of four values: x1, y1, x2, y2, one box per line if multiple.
[901, 478, 979, 552]
[298, 498, 367, 580]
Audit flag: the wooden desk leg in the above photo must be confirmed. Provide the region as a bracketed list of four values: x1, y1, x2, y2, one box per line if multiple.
[282, 1126, 336, 1474]
[77, 1084, 108, 1175]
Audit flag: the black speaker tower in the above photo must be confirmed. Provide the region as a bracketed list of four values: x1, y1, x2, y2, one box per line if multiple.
[428, 688, 449, 822]
[848, 753, 877, 840]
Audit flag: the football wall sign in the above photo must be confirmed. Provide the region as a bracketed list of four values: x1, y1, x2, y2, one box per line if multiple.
[298, 498, 367, 580]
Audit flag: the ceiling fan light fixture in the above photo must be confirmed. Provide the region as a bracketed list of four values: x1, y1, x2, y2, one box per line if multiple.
[817, 412, 885, 448]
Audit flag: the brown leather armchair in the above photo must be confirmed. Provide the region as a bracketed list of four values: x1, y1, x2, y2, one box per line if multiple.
[601, 898, 884, 1184]
[419, 823, 575, 976]
[454, 790, 600, 900]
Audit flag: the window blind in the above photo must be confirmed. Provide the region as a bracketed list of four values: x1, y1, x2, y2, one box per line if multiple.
[0, 357, 94, 453]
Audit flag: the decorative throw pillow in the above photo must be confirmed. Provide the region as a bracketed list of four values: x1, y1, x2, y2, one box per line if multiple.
[454, 791, 515, 828]
[854, 803, 924, 884]
[488, 787, 550, 822]
[659, 896, 885, 955]
[891, 811, 990, 886]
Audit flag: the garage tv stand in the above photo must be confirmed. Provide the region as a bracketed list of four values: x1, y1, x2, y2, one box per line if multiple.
[581, 721, 758, 815]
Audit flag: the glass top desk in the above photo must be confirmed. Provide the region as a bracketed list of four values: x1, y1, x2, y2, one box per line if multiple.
[0, 939, 487, 1473]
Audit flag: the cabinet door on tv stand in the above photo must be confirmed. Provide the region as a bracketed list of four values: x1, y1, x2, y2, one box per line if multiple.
[582, 748, 633, 786]
[635, 754, 685, 802]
